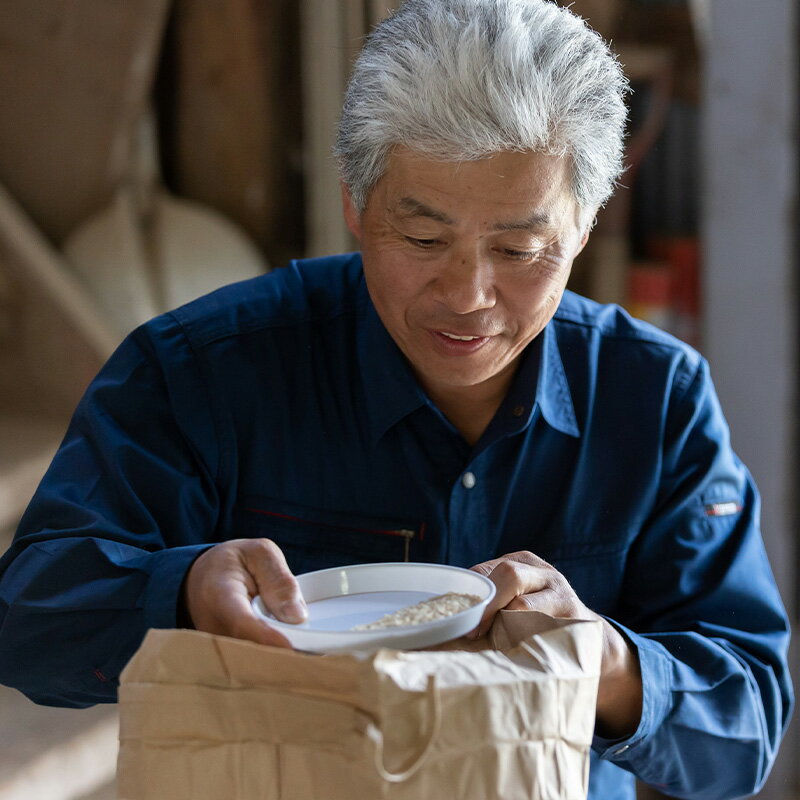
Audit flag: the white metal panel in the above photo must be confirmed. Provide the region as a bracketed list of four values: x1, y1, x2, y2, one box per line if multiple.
[704, 1, 797, 796]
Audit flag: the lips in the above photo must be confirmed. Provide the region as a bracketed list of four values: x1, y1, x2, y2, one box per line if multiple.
[429, 329, 492, 354]
[439, 331, 483, 341]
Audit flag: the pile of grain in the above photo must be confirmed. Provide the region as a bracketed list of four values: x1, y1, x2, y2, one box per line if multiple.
[353, 592, 480, 630]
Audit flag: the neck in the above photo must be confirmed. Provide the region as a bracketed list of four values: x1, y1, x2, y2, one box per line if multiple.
[423, 372, 514, 446]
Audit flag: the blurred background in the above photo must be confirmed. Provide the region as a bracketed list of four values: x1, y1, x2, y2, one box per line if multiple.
[0, 1, 796, 798]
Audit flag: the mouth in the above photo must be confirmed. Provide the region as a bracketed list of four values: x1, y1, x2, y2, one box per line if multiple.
[439, 331, 485, 341]
[429, 329, 493, 353]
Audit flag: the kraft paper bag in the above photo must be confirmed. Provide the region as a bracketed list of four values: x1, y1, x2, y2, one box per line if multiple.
[117, 611, 602, 800]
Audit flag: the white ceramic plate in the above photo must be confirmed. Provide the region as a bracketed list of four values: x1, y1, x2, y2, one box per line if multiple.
[251, 562, 496, 654]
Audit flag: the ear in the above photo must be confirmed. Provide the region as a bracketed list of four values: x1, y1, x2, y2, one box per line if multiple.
[574, 225, 591, 257]
[573, 210, 596, 257]
[340, 182, 362, 241]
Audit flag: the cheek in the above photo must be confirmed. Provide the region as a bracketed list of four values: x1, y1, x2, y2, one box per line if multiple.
[502, 266, 570, 333]
[364, 258, 427, 317]
[505, 266, 566, 306]
[531, 250, 573, 301]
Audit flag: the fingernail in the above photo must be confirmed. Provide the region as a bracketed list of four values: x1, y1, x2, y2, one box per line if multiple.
[280, 599, 307, 624]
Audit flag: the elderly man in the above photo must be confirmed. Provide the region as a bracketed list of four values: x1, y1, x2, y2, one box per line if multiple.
[0, 1, 791, 798]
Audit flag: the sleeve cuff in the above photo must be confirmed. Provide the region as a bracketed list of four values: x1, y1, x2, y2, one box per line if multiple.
[142, 544, 215, 631]
[592, 620, 673, 761]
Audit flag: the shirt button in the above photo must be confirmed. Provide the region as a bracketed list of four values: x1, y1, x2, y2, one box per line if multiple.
[461, 471, 476, 489]
[512, 404, 525, 417]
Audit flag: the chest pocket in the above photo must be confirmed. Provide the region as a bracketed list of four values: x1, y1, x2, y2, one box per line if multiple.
[238, 497, 426, 575]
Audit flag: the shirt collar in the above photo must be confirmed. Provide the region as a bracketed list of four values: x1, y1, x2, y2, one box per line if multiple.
[535, 320, 581, 438]
[483, 320, 580, 441]
[357, 271, 580, 442]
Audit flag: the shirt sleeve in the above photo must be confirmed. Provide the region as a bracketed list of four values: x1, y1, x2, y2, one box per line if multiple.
[0, 316, 220, 707]
[592, 357, 794, 799]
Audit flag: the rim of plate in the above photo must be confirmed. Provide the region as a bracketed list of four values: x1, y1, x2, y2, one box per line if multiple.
[253, 562, 496, 635]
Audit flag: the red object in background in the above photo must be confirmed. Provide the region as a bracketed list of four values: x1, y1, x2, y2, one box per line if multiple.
[646, 236, 701, 346]
[648, 236, 700, 316]
[627, 263, 675, 332]
[629, 263, 673, 306]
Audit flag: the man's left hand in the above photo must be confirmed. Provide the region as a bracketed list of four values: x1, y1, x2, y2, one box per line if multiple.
[470, 550, 643, 739]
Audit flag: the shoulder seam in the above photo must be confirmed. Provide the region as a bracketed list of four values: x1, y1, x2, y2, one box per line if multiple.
[554, 304, 697, 356]
[177, 301, 361, 350]
[672, 354, 706, 404]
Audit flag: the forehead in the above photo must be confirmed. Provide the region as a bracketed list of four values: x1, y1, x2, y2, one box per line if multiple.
[376, 147, 577, 225]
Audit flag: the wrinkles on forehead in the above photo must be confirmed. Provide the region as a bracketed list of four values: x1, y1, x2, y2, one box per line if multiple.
[391, 195, 558, 236]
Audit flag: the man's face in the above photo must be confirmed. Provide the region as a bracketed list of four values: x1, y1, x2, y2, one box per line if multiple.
[343, 147, 589, 403]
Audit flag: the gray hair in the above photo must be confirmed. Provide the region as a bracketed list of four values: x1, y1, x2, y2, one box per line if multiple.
[335, 0, 629, 215]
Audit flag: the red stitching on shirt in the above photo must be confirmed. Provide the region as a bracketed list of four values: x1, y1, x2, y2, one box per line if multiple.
[93, 668, 108, 682]
[244, 507, 421, 539]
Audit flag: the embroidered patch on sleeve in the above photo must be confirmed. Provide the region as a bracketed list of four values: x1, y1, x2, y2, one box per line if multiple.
[704, 501, 743, 517]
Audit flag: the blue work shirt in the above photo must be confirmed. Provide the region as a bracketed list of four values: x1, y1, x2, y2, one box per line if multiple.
[0, 253, 792, 799]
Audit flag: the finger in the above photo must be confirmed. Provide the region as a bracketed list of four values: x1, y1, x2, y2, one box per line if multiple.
[244, 539, 308, 624]
[470, 550, 549, 575]
[469, 561, 496, 577]
[506, 594, 535, 611]
[483, 561, 551, 626]
[184, 540, 299, 646]
[505, 591, 562, 613]
[506, 584, 591, 620]
[468, 556, 526, 636]
[212, 582, 294, 648]
[469, 560, 554, 638]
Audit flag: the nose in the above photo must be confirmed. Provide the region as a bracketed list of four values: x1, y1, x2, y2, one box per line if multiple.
[432, 252, 496, 314]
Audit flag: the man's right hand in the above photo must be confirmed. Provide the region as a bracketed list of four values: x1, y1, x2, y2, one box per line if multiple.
[182, 538, 307, 648]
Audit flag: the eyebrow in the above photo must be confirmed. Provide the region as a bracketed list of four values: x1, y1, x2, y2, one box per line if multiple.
[393, 196, 552, 232]
[491, 212, 552, 233]
[394, 197, 455, 225]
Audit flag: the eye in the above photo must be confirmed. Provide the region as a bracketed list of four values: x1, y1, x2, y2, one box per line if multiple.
[502, 248, 536, 261]
[406, 236, 439, 249]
